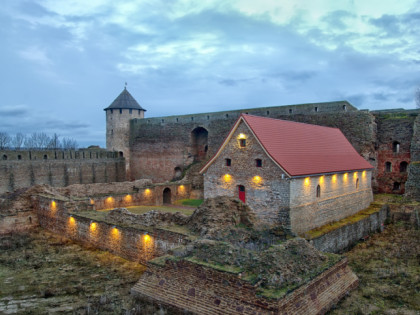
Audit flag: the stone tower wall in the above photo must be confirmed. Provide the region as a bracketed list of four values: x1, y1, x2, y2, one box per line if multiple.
[106, 108, 144, 178]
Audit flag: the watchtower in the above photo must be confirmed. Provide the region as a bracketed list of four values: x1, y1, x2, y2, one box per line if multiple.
[104, 87, 146, 178]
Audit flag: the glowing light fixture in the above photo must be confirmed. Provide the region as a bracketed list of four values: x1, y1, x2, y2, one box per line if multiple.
[89, 198, 95, 205]
[238, 133, 246, 139]
[223, 174, 232, 182]
[332, 174, 337, 183]
[304, 177, 310, 186]
[252, 176, 262, 184]
[144, 188, 151, 195]
[362, 170, 366, 177]
[124, 194, 132, 203]
[319, 176, 324, 184]
[50, 200, 57, 211]
[343, 173, 348, 181]
[353, 172, 358, 179]
[144, 234, 151, 242]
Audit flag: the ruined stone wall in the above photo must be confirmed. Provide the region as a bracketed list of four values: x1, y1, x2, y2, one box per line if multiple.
[405, 114, 420, 200]
[131, 258, 358, 315]
[290, 171, 373, 234]
[309, 205, 388, 253]
[129, 101, 375, 184]
[374, 112, 416, 194]
[0, 150, 126, 194]
[203, 122, 290, 226]
[34, 196, 189, 264]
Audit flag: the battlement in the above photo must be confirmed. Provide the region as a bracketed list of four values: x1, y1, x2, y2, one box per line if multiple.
[0, 149, 121, 161]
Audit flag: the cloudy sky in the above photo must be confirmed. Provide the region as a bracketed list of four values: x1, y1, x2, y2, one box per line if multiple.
[1, 0, 419, 147]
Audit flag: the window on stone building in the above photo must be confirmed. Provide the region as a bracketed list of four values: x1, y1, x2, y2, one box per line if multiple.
[289, 109, 293, 114]
[385, 162, 392, 172]
[267, 111, 270, 115]
[400, 161, 408, 173]
[226, 158, 231, 166]
[226, 114, 229, 118]
[43, 154, 48, 160]
[240, 139, 246, 147]
[17, 155, 22, 160]
[356, 178, 359, 189]
[119, 109, 122, 114]
[2, 154, 7, 160]
[315, 107, 319, 112]
[110, 109, 113, 114]
[316, 185, 321, 198]
[255, 159, 262, 167]
[393, 182, 401, 191]
[393, 141, 400, 153]
[129, 109, 132, 114]
[343, 105, 347, 111]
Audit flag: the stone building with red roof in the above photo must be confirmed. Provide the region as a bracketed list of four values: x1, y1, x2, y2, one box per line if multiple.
[200, 114, 374, 234]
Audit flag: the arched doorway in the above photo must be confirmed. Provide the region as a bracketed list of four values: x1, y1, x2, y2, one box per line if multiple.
[238, 185, 246, 203]
[191, 127, 208, 161]
[163, 187, 171, 204]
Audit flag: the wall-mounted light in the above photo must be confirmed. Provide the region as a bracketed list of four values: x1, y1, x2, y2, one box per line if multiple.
[304, 177, 310, 186]
[50, 200, 57, 211]
[238, 133, 246, 139]
[319, 176, 324, 184]
[252, 176, 262, 184]
[332, 174, 337, 183]
[223, 174, 232, 182]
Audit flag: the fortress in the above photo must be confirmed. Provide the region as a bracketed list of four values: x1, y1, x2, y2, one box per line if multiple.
[1, 87, 419, 201]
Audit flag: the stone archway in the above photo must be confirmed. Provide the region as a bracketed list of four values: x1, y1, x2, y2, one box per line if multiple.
[191, 127, 208, 161]
[163, 187, 171, 204]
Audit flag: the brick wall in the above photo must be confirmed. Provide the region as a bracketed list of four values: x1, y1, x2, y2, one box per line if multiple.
[131, 257, 358, 315]
[34, 196, 190, 264]
[0, 150, 125, 194]
[309, 205, 388, 253]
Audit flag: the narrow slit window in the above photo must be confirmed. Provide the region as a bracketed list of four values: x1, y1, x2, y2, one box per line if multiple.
[239, 139, 246, 147]
[255, 159, 262, 167]
[385, 162, 392, 172]
[316, 185, 321, 198]
[225, 158, 231, 166]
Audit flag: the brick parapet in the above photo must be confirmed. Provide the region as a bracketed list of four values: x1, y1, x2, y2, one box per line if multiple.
[131, 257, 358, 315]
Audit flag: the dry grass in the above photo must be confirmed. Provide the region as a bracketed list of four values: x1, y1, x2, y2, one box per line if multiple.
[0, 228, 147, 314]
[329, 222, 420, 314]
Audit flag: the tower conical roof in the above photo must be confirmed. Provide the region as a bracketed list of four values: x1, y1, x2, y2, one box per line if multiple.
[104, 87, 146, 111]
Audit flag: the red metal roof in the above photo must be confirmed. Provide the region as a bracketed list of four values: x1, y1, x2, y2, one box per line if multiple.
[240, 114, 373, 176]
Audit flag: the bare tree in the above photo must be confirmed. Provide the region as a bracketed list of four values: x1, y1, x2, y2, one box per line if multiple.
[416, 86, 420, 109]
[0, 132, 11, 150]
[25, 132, 51, 149]
[12, 133, 26, 150]
[47, 133, 61, 149]
[62, 137, 78, 150]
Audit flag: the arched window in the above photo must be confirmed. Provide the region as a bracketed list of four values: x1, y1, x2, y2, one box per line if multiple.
[356, 178, 359, 189]
[385, 162, 392, 172]
[119, 151, 124, 158]
[393, 141, 400, 153]
[255, 159, 262, 167]
[400, 161, 408, 173]
[316, 185, 321, 198]
[191, 127, 208, 161]
[43, 154, 48, 160]
[343, 105, 347, 111]
[314, 107, 319, 112]
[17, 155, 22, 160]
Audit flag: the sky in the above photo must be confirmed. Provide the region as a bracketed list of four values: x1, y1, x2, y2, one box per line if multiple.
[1, 0, 419, 148]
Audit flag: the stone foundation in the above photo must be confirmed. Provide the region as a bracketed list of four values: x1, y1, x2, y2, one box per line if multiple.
[131, 258, 358, 315]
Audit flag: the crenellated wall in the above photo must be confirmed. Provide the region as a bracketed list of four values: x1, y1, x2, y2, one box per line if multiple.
[0, 150, 126, 194]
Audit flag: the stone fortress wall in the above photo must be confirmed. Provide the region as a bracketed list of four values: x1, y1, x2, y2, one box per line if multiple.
[0, 149, 126, 194]
[129, 99, 418, 197]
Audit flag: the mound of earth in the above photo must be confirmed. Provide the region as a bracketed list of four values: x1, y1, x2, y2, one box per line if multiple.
[106, 208, 189, 227]
[187, 196, 256, 237]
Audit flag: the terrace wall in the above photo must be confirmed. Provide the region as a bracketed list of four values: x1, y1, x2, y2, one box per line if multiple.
[33, 196, 191, 264]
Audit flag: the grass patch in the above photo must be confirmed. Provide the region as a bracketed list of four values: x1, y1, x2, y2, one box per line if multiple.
[185, 257, 243, 274]
[303, 203, 383, 240]
[126, 205, 195, 216]
[174, 199, 203, 207]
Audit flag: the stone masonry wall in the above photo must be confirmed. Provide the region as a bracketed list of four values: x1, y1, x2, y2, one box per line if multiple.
[405, 114, 420, 200]
[34, 196, 190, 264]
[131, 258, 358, 315]
[0, 150, 125, 194]
[309, 205, 388, 253]
[203, 122, 290, 226]
[290, 171, 373, 234]
[374, 113, 415, 194]
[129, 101, 376, 185]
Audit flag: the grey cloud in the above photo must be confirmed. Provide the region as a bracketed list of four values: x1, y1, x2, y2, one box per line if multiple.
[0, 106, 30, 117]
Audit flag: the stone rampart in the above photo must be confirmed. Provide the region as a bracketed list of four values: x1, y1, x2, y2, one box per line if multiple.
[308, 205, 388, 253]
[0, 150, 125, 194]
[405, 114, 420, 200]
[131, 257, 358, 315]
[34, 196, 190, 264]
